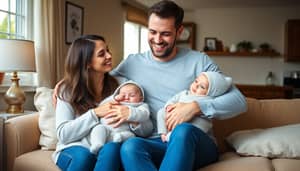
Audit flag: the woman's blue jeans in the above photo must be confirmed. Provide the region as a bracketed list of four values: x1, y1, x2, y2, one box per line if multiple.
[120, 123, 218, 171]
[56, 142, 121, 171]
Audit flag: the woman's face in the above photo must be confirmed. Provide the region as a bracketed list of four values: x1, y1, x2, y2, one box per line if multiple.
[89, 40, 112, 73]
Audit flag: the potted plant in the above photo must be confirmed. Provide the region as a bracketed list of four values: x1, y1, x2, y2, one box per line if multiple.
[259, 43, 271, 52]
[237, 41, 253, 52]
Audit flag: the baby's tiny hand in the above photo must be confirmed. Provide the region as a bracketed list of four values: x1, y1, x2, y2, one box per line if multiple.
[114, 94, 124, 102]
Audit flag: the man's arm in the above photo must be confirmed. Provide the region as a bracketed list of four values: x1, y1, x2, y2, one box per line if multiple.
[165, 85, 247, 131]
[197, 85, 247, 119]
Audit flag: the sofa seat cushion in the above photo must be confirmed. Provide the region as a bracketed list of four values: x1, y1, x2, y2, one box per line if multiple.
[198, 152, 274, 171]
[14, 150, 59, 171]
[272, 158, 300, 171]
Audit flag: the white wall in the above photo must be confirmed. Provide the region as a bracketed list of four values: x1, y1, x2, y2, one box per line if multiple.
[185, 7, 300, 85]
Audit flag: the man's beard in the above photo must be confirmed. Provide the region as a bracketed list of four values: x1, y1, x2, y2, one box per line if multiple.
[149, 38, 176, 59]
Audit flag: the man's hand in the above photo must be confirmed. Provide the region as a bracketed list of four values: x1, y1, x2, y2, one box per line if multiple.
[165, 102, 201, 131]
[52, 80, 63, 107]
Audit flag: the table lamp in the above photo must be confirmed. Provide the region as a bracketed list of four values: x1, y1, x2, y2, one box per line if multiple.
[0, 39, 36, 113]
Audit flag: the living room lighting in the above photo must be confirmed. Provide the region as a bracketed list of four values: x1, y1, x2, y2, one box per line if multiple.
[0, 39, 36, 113]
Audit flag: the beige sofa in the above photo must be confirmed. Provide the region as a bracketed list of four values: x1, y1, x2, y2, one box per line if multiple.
[5, 98, 300, 171]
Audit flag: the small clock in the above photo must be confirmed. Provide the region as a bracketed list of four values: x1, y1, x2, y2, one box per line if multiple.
[179, 27, 190, 41]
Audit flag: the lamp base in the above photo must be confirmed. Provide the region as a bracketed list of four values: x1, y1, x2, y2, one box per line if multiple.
[4, 71, 26, 114]
[6, 105, 24, 114]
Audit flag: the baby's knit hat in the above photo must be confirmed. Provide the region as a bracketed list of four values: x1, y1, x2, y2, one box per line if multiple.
[202, 72, 232, 97]
[112, 80, 145, 101]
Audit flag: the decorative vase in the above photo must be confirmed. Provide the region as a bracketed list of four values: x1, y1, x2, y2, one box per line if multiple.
[265, 71, 275, 85]
[230, 44, 237, 53]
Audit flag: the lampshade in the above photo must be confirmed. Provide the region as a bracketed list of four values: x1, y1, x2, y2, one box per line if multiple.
[0, 39, 36, 113]
[0, 39, 36, 72]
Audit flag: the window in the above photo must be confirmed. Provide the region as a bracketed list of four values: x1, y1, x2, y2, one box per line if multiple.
[0, 0, 35, 87]
[0, 0, 32, 39]
[123, 3, 148, 58]
[124, 21, 148, 58]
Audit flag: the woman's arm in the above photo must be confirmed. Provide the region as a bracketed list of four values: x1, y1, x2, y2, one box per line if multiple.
[56, 98, 100, 144]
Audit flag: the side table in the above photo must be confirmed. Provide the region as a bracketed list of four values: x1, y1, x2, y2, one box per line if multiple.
[0, 111, 35, 171]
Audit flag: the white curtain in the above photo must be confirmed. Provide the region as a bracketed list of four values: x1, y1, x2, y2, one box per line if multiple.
[33, 0, 65, 88]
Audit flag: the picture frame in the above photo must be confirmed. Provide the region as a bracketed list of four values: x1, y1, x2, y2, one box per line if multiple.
[65, 2, 84, 44]
[205, 37, 217, 51]
[177, 22, 196, 49]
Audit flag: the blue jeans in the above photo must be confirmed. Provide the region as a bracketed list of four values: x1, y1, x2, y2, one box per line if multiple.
[121, 123, 218, 171]
[56, 142, 121, 171]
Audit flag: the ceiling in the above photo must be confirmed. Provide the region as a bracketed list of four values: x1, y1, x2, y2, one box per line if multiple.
[133, 0, 300, 11]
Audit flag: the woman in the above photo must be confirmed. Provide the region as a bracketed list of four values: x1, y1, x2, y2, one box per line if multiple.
[53, 35, 122, 171]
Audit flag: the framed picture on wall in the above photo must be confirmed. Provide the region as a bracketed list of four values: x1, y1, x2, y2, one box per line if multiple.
[205, 37, 217, 51]
[177, 22, 196, 49]
[65, 2, 84, 44]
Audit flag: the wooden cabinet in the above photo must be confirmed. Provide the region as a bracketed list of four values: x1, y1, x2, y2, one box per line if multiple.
[176, 22, 196, 49]
[284, 19, 300, 62]
[236, 84, 293, 99]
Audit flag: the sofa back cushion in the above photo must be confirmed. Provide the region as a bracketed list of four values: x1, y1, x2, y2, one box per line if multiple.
[34, 87, 57, 150]
[213, 98, 300, 153]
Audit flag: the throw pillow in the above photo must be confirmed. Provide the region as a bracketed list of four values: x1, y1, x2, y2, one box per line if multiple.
[226, 123, 300, 158]
[34, 87, 57, 150]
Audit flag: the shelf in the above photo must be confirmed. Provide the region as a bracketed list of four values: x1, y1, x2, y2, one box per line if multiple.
[205, 51, 280, 57]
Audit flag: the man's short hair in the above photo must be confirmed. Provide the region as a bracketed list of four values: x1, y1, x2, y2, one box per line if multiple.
[148, 0, 184, 29]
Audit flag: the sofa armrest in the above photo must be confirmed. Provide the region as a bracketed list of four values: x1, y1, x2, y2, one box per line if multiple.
[5, 113, 41, 171]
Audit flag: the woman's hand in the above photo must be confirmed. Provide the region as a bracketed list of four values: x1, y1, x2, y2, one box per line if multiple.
[94, 101, 132, 128]
[93, 102, 116, 118]
[165, 102, 201, 131]
[102, 103, 130, 128]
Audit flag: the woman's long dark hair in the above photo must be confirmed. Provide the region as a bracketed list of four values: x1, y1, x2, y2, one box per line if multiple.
[58, 35, 119, 114]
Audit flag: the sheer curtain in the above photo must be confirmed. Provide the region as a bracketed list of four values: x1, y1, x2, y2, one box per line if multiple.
[33, 0, 65, 88]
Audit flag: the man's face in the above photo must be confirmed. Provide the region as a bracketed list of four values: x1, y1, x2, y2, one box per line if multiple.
[148, 14, 182, 61]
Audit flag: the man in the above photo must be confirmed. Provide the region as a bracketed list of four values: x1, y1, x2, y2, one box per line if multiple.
[110, 1, 247, 171]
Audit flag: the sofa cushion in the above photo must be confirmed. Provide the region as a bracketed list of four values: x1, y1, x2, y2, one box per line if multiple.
[226, 123, 300, 158]
[198, 152, 274, 171]
[272, 158, 300, 171]
[14, 150, 60, 171]
[34, 87, 57, 150]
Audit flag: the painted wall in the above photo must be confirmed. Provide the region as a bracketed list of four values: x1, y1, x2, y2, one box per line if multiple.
[185, 7, 300, 85]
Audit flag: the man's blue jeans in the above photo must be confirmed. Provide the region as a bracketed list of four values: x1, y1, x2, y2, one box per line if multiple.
[56, 142, 121, 171]
[120, 123, 218, 171]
